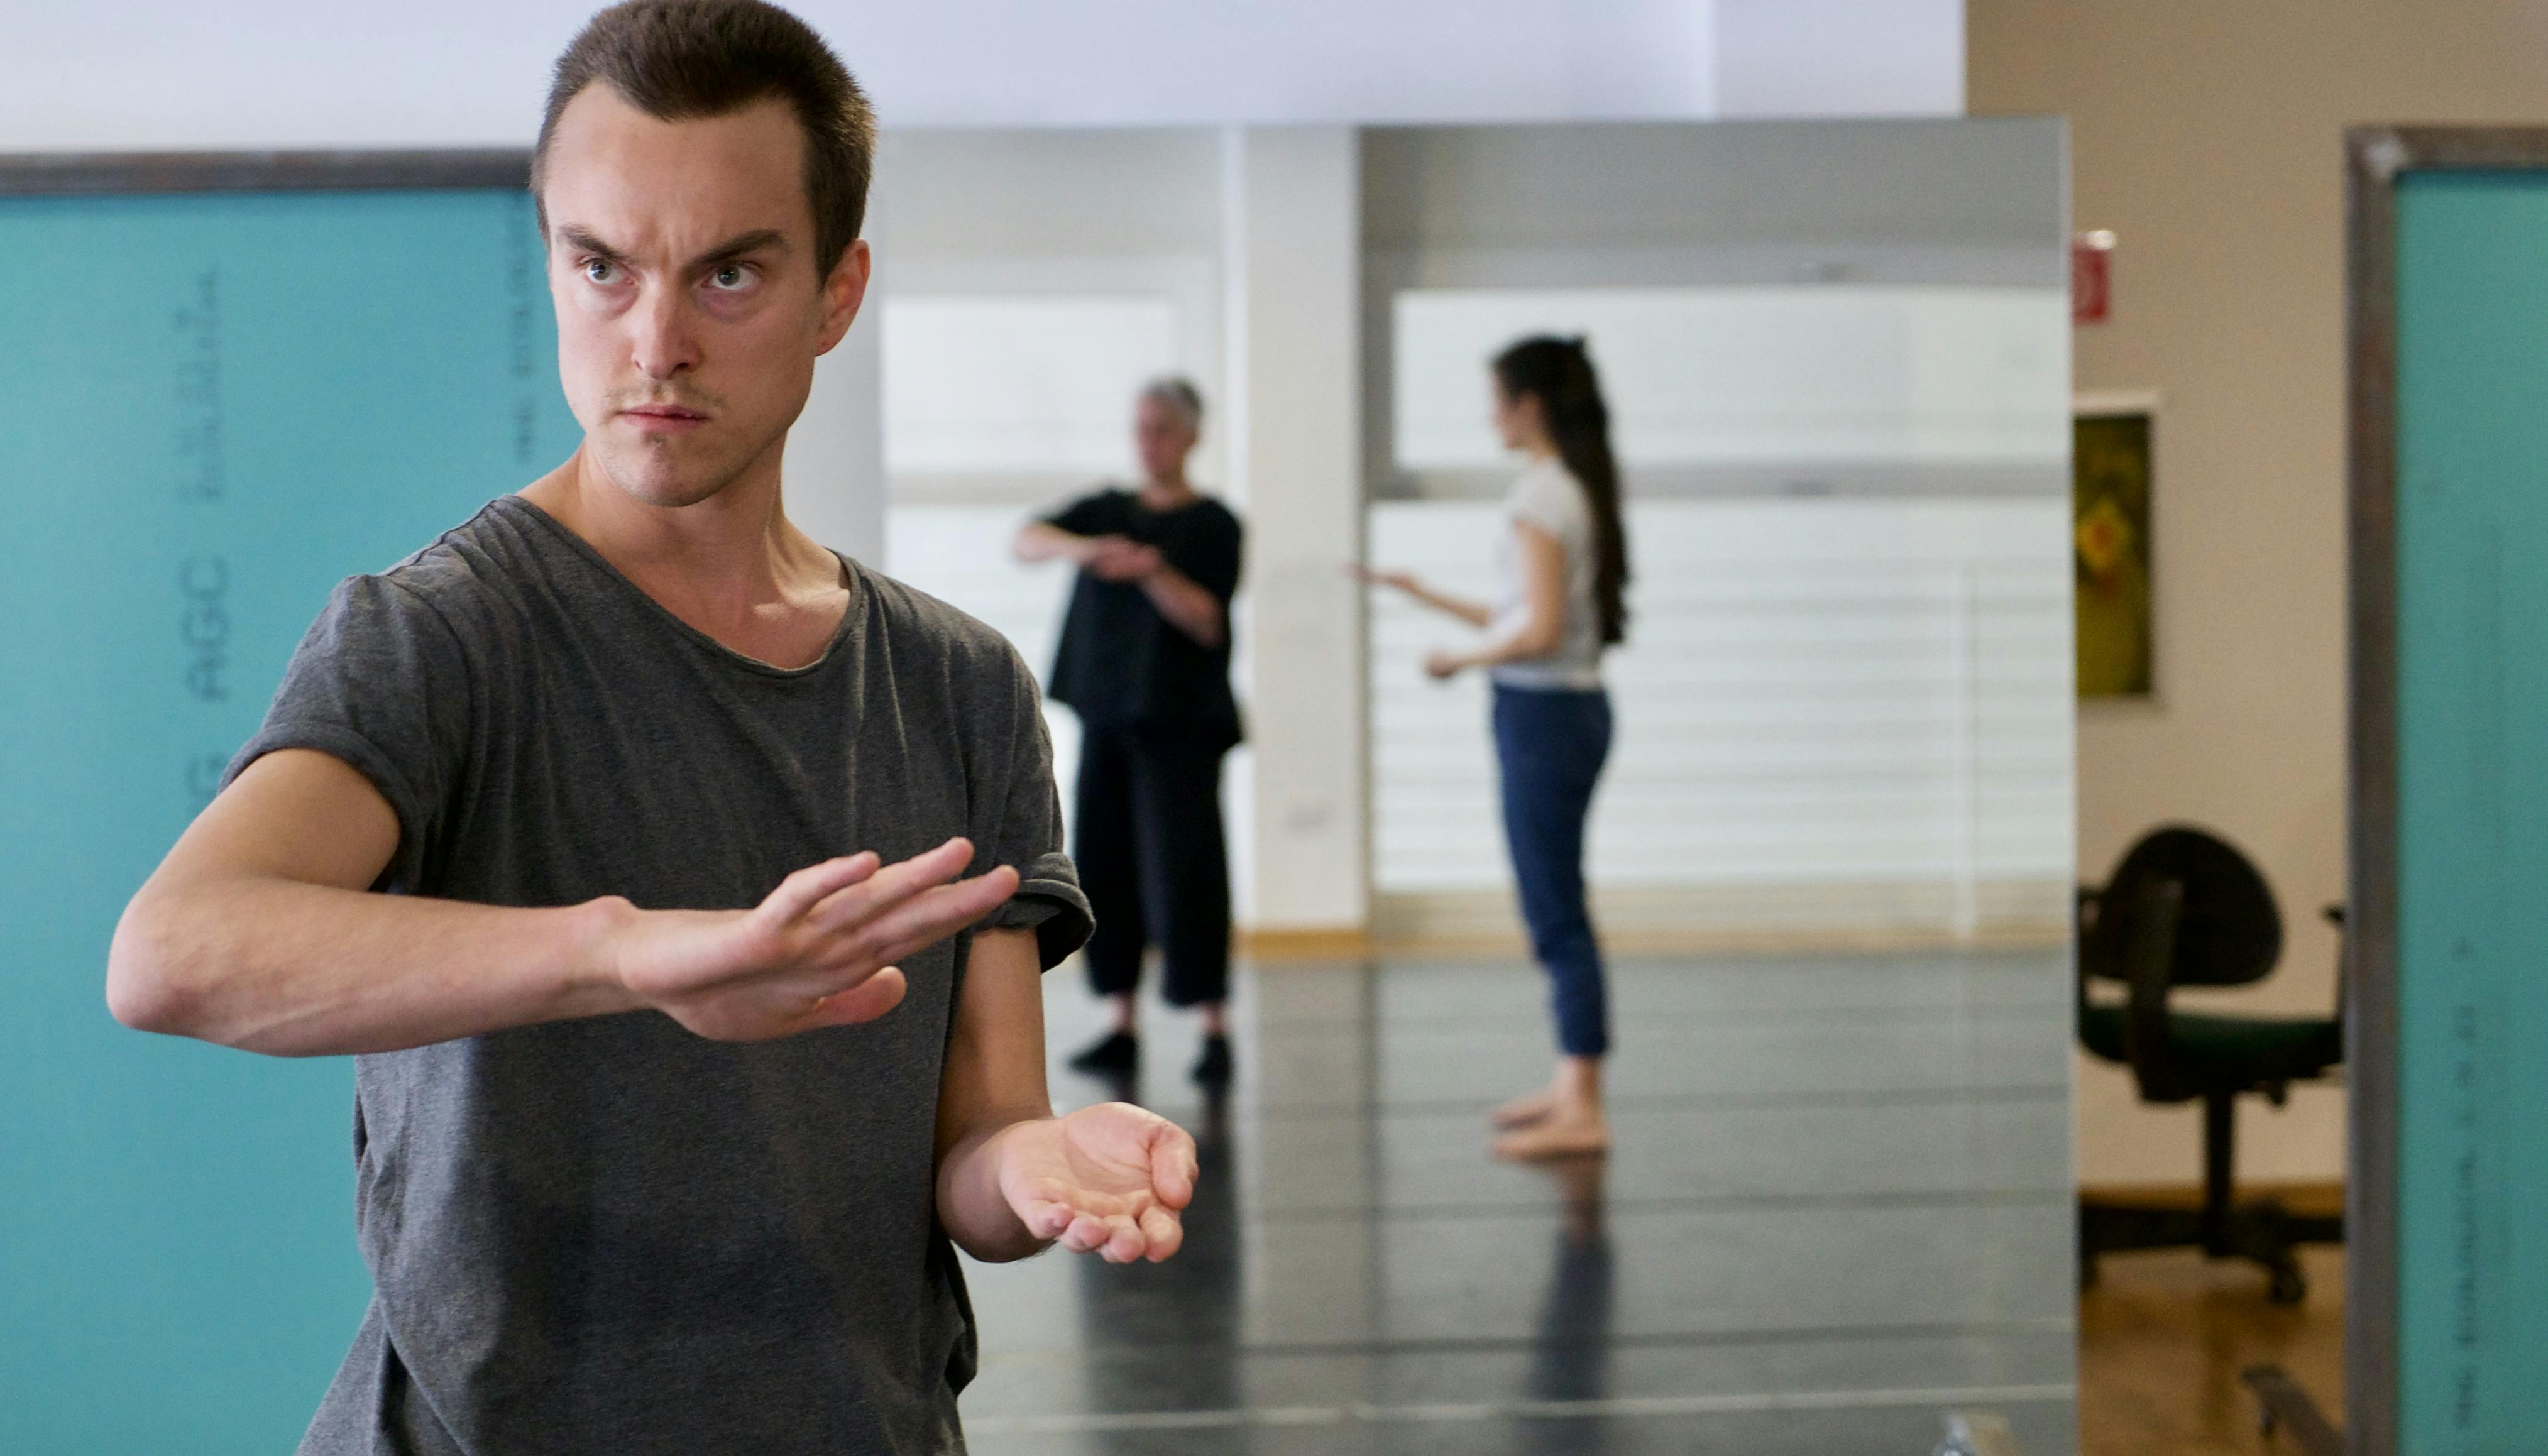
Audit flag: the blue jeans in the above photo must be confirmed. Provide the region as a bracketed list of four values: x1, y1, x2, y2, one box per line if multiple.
[1491, 683, 1614, 1059]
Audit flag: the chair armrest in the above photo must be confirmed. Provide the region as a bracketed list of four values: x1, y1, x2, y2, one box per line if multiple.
[2120, 876, 2185, 1100]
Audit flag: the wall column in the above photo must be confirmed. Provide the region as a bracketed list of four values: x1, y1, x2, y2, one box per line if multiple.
[1220, 126, 1368, 937]
[787, 244, 887, 568]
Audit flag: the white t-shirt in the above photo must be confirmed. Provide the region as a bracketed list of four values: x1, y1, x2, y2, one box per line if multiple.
[1489, 457, 1606, 691]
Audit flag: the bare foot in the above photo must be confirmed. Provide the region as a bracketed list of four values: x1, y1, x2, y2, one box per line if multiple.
[1490, 1087, 1560, 1129]
[1492, 1112, 1611, 1162]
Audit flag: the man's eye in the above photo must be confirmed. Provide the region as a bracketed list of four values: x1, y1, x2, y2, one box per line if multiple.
[708, 264, 752, 291]
[581, 258, 620, 285]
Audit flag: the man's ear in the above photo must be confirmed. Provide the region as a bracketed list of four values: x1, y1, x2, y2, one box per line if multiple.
[814, 239, 872, 357]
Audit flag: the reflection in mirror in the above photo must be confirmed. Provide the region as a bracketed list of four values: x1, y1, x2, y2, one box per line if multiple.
[881, 118, 2077, 1455]
[1526, 1154, 1616, 1442]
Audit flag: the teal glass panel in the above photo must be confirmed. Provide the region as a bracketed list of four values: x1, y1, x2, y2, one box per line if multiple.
[2393, 169, 2548, 1449]
[0, 189, 581, 1453]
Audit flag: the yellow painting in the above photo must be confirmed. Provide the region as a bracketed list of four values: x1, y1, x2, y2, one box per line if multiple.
[2075, 410, 2152, 698]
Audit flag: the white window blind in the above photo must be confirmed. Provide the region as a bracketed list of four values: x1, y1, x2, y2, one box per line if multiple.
[1373, 282, 2072, 934]
[1368, 498, 2072, 926]
[1393, 285, 2068, 471]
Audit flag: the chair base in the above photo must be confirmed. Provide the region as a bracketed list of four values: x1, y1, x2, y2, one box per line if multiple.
[2078, 1196, 2342, 1304]
[2241, 1364, 2344, 1456]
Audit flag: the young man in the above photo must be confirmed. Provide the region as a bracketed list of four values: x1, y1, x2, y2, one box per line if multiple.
[103, 3, 1194, 1452]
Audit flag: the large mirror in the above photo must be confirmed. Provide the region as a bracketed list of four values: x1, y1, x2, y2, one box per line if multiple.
[874, 118, 2077, 1453]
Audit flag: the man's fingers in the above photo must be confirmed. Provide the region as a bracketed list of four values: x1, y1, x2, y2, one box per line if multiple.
[1017, 1199, 1075, 1242]
[1032, 1193, 1174, 1263]
[803, 967, 906, 1029]
[805, 838, 979, 926]
[1138, 1205, 1183, 1262]
[1058, 1213, 1111, 1254]
[1099, 1215, 1146, 1263]
[1150, 1122, 1200, 1210]
[759, 852, 880, 923]
[820, 868, 1020, 963]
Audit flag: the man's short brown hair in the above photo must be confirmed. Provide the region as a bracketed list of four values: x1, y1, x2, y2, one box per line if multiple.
[532, 0, 876, 277]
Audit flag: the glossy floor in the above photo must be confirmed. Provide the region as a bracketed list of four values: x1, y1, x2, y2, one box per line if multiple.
[2078, 1245, 2343, 1455]
[958, 951, 2080, 1455]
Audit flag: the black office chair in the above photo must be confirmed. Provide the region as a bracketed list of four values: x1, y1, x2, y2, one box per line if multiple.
[2075, 825, 2344, 1303]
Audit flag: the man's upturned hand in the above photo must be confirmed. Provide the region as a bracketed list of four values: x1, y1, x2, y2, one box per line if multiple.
[602, 836, 1018, 1041]
[995, 1103, 1197, 1264]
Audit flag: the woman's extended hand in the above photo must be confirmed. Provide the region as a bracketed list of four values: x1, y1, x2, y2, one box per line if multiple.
[1423, 648, 1468, 681]
[995, 1103, 1198, 1263]
[1345, 562, 1421, 594]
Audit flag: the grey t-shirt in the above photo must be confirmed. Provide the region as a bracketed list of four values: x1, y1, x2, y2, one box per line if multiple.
[229, 496, 1090, 1456]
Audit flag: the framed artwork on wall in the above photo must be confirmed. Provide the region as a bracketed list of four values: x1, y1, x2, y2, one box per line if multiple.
[2073, 391, 2158, 699]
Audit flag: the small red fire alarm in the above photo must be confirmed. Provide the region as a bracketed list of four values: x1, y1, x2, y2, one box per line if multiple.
[2073, 231, 2115, 325]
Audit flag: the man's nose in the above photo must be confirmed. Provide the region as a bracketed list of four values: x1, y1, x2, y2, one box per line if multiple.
[628, 284, 699, 383]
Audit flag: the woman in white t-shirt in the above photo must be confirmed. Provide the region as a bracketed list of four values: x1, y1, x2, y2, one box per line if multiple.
[1356, 335, 1632, 1159]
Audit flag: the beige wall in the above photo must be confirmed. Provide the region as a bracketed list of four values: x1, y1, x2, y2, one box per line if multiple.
[1970, 1, 2548, 1183]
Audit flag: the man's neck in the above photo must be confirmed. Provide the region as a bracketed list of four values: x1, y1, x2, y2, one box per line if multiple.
[522, 442, 850, 669]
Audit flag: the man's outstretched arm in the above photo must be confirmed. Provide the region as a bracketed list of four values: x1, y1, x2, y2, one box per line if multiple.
[107, 748, 1015, 1057]
[935, 927, 1197, 1264]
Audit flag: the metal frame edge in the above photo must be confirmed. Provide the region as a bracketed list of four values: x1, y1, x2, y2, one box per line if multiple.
[2343, 122, 2404, 1456]
[0, 150, 529, 196]
[2343, 121, 2548, 1456]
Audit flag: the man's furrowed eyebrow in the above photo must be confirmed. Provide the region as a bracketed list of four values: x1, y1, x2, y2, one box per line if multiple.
[688, 229, 789, 271]
[556, 226, 629, 264]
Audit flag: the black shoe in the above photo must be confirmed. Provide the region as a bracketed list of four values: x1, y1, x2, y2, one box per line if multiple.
[1190, 1034, 1233, 1086]
[1068, 1031, 1139, 1076]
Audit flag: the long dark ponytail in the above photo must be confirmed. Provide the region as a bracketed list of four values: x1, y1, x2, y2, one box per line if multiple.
[1493, 334, 1630, 645]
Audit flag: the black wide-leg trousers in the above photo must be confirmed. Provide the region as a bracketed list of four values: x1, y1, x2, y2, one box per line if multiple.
[1074, 722, 1232, 1008]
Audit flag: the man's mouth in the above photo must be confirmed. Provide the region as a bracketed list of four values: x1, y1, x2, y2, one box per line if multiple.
[622, 403, 710, 432]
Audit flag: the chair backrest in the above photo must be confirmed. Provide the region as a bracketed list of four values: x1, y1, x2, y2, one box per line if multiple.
[2081, 825, 2283, 988]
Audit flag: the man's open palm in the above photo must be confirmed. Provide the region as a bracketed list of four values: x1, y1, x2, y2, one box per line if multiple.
[998, 1103, 1197, 1264]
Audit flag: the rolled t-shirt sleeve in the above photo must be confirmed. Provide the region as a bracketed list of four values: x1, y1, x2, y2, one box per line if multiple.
[1508, 464, 1586, 542]
[222, 574, 472, 892]
[974, 647, 1092, 970]
[1041, 490, 1117, 538]
[1181, 508, 1243, 603]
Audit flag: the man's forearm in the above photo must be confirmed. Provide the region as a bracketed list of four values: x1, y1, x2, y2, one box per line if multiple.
[109, 876, 634, 1056]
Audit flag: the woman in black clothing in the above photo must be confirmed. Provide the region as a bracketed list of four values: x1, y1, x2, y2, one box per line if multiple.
[1015, 377, 1243, 1085]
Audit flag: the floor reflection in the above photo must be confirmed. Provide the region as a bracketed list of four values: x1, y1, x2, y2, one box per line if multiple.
[1071, 1087, 1244, 1431]
[1524, 1154, 1613, 1455]
[961, 951, 2084, 1456]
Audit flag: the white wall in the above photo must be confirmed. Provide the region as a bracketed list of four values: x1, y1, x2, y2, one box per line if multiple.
[0, 3, 1959, 151]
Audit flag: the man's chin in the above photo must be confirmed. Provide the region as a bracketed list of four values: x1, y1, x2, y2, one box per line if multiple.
[591, 443, 740, 510]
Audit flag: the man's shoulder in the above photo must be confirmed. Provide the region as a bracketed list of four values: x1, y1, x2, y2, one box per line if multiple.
[330, 497, 555, 653]
[853, 562, 1029, 681]
[371, 496, 539, 591]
